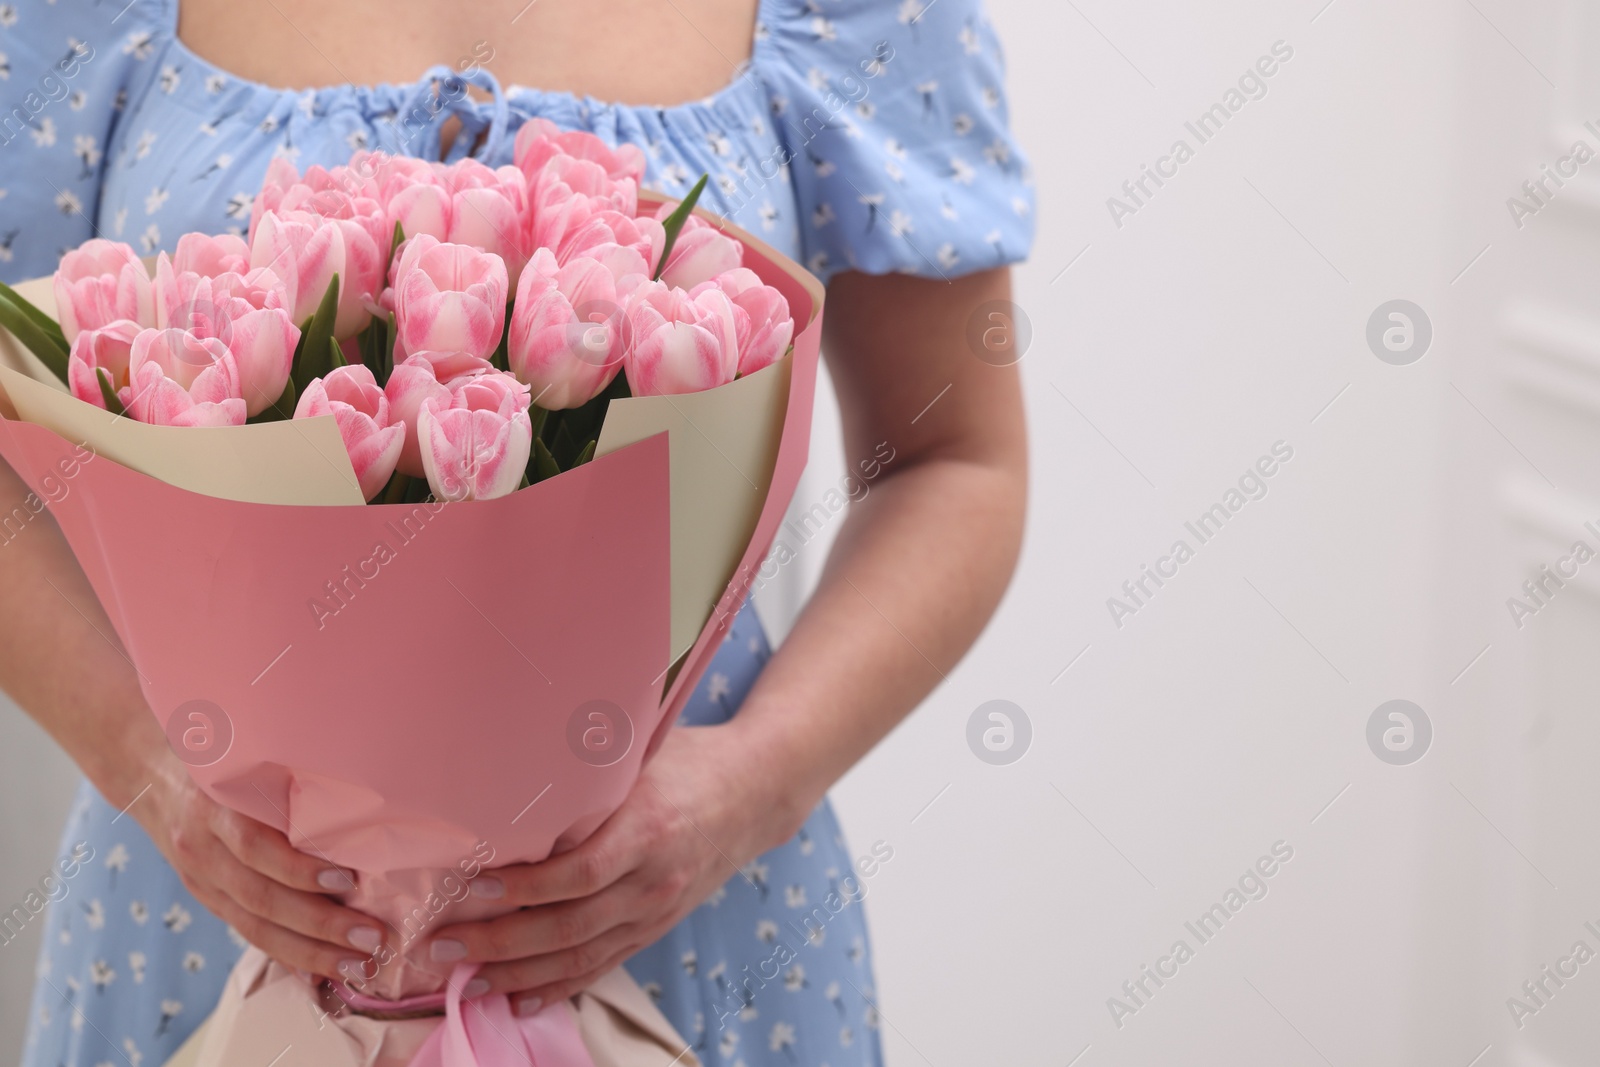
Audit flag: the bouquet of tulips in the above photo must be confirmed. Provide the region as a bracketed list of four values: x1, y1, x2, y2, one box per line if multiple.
[0, 121, 823, 1067]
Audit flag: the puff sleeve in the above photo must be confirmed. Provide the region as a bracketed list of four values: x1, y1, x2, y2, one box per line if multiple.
[755, 0, 1034, 283]
[0, 0, 169, 281]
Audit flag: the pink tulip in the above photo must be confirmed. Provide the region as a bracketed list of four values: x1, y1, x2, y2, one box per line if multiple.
[691, 268, 794, 376]
[118, 328, 246, 427]
[390, 235, 508, 362]
[294, 365, 405, 501]
[383, 351, 495, 478]
[171, 233, 251, 278]
[249, 200, 386, 340]
[513, 118, 646, 189]
[53, 239, 155, 342]
[380, 159, 528, 283]
[416, 371, 532, 502]
[152, 257, 298, 416]
[66, 320, 142, 409]
[250, 156, 383, 237]
[623, 280, 740, 397]
[655, 211, 743, 290]
[509, 247, 648, 409]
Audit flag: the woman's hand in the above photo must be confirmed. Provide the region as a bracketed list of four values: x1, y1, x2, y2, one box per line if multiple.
[135, 750, 391, 981]
[424, 719, 803, 1015]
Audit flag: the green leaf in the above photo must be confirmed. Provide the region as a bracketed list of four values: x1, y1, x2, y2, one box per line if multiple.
[572, 439, 596, 468]
[390, 220, 406, 262]
[0, 291, 69, 384]
[531, 437, 561, 483]
[0, 281, 68, 353]
[329, 335, 346, 369]
[291, 273, 340, 394]
[95, 368, 125, 416]
[653, 174, 709, 281]
[528, 404, 549, 442]
[247, 376, 296, 424]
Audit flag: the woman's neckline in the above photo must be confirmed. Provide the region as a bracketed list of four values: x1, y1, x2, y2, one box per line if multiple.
[160, 0, 773, 118]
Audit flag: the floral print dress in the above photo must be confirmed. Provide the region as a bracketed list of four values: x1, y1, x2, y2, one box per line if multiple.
[0, 1, 1033, 1064]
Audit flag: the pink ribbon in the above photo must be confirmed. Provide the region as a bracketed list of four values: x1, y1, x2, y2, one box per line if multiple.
[405, 965, 596, 1067]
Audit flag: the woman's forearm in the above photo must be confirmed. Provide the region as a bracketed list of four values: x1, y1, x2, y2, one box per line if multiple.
[732, 447, 1027, 844]
[0, 457, 165, 810]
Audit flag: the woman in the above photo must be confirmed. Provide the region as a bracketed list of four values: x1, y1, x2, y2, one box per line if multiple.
[0, 0, 1031, 1063]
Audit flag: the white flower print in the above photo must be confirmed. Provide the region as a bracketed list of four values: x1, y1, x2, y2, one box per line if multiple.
[642, 980, 662, 1002]
[959, 23, 982, 55]
[840, 1024, 855, 1046]
[806, 67, 830, 93]
[128, 950, 146, 984]
[705, 130, 732, 157]
[898, 0, 928, 26]
[705, 882, 728, 906]
[679, 950, 697, 976]
[132, 129, 156, 160]
[855, 101, 876, 121]
[936, 243, 959, 270]
[123, 31, 155, 60]
[1012, 196, 1030, 216]
[940, 198, 958, 220]
[182, 950, 205, 972]
[53, 189, 81, 216]
[128, 899, 147, 924]
[158, 65, 180, 94]
[807, 251, 830, 276]
[809, 16, 837, 42]
[89, 958, 115, 990]
[952, 112, 974, 136]
[719, 1030, 739, 1057]
[0, 51, 8, 80]
[82, 898, 105, 930]
[0, 6, 15, 28]
[205, 73, 227, 94]
[982, 86, 1001, 110]
[983, 137, 1011, 167]
[783, 964, 806, 991]
[717, 174, 741, 198]
[884, 138, 908, 161]
[157, 999, 182, 1036]
[848, 936, 865, 964]
[346, 129, 369, 151]
[758, 202, 778, 231]
[139, 224, 160, 252]
[73, 134, 101, 172]
[259, 114, 279, 134]
[68, 90, 86, 110]
[31, 117, 56, 147]
[122, 1036, 143, 1067]
[755, 919, 779, 942]
[768, 1020, 797, 1053]
[949, 156, 975, 185]
[225, 192, 253, 219]
[784, 884, 807, 908]
[661, 162, 690, 187]
[813, 156, 837, 179]
[162, 901, 192, 933]
[885, 159, 904, 183]
[112, 206, 128, 236]
[708, 672, 731, 704]
[144, 187, 169, 215]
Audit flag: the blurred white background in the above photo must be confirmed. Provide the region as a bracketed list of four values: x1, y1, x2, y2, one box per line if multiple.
[7, 0, 1600, 1064]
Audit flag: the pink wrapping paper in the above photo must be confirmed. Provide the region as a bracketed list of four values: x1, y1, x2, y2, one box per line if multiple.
[0, 228, 822, 1010]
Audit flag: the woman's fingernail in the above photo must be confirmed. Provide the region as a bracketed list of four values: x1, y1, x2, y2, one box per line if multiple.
[463, 978, 491, 998]
[469, 877, 505, 900]
[515, 996, 543, 1018]
[337, 958, 366, 978]
[347, 926, 382, 952]
[318, 869, 354, 891]
[430, 939, 467, 963]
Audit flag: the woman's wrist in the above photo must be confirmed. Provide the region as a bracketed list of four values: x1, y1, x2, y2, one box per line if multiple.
[715, 702, 830, 853]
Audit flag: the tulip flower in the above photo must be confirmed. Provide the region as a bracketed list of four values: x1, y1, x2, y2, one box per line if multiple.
[513, 118, 646, 188]
[379, 159, 528, 283]
[152, 257, 298, 417]
[390, 235, 508, 362]
[53, 239, 155, 342]
[250, 156, 383, 237]
[509, 247, 648, 409]
[623, 280, 741, 397]
[118, 328, 246, 427]
[416, 371, 532, 502]
[66, 320, 142, 410]
[294, 365, 405, 501]
[171, 233, 253, 278]
[691, 268, 794, 376]
[383, 351, 495, 478]
[655, 212, 743, 290]
[249, 200, 386, 340]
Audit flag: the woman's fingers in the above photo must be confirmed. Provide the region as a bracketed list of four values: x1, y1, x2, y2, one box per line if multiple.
[206, 849, 388, 954]
[177, 871, 368, 980]
[470, 922, 644, 1005]
[210, 806, 356, 894]
[429, 881, 638, 965]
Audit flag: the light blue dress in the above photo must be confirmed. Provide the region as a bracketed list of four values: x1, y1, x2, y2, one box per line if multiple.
[0, 1, 1033, 1064]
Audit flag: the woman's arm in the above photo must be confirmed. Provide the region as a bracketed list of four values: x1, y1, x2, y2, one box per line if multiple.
[0, 459, 394, 977]
[432, 266, 1028, 1012]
